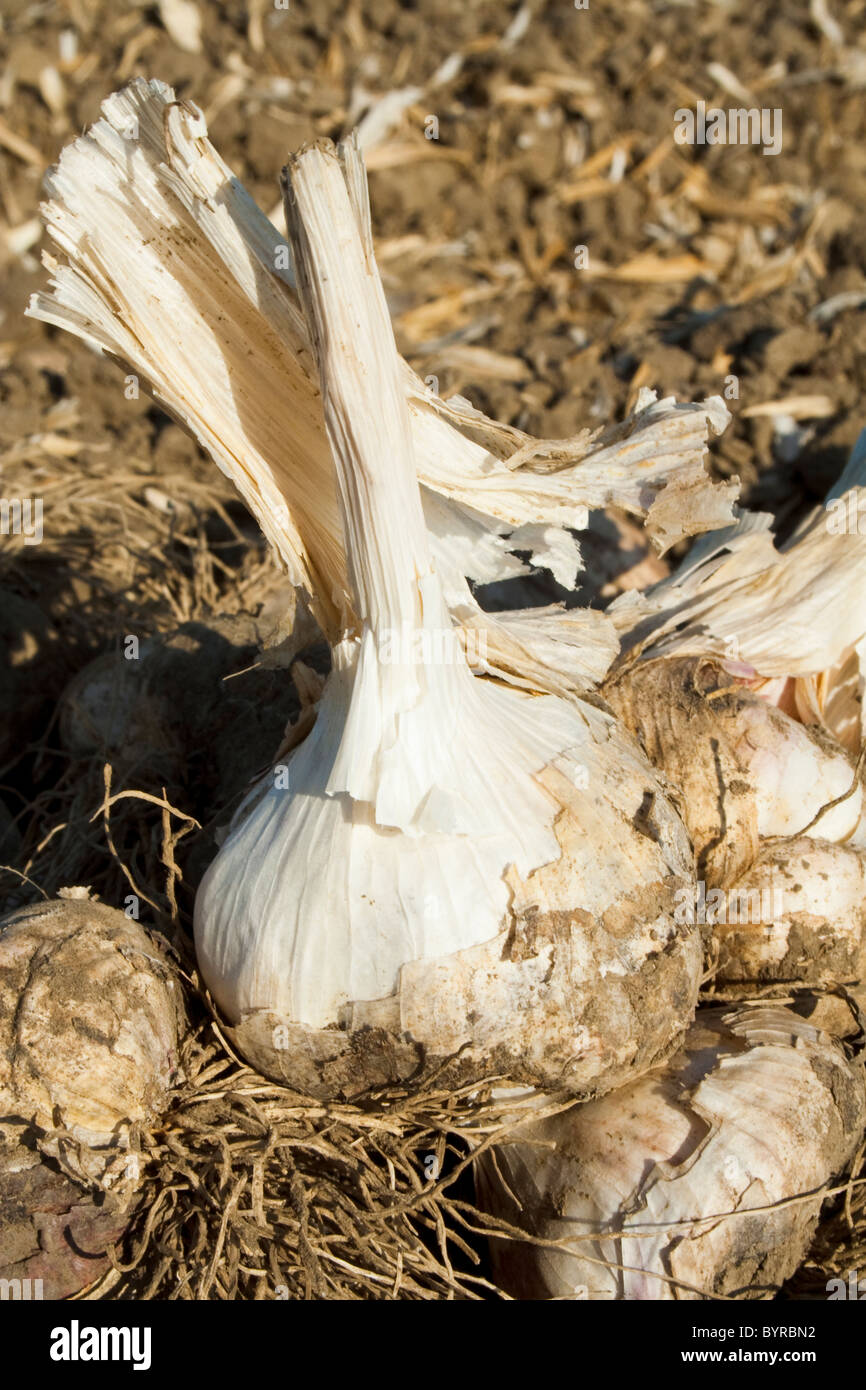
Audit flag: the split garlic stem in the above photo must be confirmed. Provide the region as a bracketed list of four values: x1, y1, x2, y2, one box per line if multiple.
[283, 137, 437, 640]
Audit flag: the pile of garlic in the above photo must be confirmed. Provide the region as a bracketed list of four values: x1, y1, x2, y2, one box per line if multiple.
[26, 79, 866, 1298]
[28, 80, 743, 1102]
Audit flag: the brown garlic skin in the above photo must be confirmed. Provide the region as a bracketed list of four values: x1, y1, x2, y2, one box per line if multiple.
[475, 1006, 866, 1300]
[0, 897, 185, 1152]
[604, 657, 761, 887]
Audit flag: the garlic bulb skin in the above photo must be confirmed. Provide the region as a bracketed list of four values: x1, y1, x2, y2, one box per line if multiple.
[604, 656, 864, 889]
[475, 1007, 865, 1300]
[716, 837, 866, 987]
[196, 678, 701, 1100]
[194, 140, 703, 1101]
[0, 897, 184, 1151]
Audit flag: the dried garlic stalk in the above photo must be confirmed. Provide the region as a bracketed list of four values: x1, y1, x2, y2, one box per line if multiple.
[28, 77, 735, 699]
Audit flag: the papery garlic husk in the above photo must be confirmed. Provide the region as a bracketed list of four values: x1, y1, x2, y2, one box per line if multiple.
[608, 435, 866, 755]
[27, 76, 737, 702]
[0, 895, 185, 1177]
[713, 837, 866, 988]
[604, 655, 865, 890]
[475, 1006, 866, 1300]
[193, 140, 703, 1101]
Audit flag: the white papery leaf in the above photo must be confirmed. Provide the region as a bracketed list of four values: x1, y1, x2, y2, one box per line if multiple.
[29, 77, 736, 695]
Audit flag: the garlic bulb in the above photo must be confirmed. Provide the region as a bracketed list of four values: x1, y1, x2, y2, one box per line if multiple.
[0, 896, 184, 1151]
[604, 449, 866, 986]
[192, 141, 702, 1100]
[476, 1006, 865, 1300]
[28, 77, 736, 702]
[605, 656, 864, 890]
[715, 838, 866, 987]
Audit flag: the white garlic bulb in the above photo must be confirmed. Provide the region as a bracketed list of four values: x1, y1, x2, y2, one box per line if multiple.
[476, 1006, 865, 1299]
[192, 141, 703, 1100]
[605, 655, 865, 889]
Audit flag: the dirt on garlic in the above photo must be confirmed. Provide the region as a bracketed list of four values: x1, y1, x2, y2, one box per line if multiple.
[0, 894, 186, 1178]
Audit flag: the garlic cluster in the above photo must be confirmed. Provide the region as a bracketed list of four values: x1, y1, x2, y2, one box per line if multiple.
[476, 1006, 865, 1299]
[24, 77, 866, 1302]
[605, 451, 866, 988]
[23, 83, 751, 1102]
